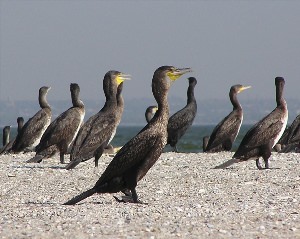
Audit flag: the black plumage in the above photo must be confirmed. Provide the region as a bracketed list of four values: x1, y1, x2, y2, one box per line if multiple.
[63, 66, 191, 205]
[204, 85, 251, 153]
[12, 86, 52, 153]
[27, 83, 85, 164]
[215, 77, 288, 170]
[145, 106, 158, 123]
[167, 77, 197, 152]
[0, 117, 24, 155]
[66, 71, 129, 170]
[279, 114, 300, 152]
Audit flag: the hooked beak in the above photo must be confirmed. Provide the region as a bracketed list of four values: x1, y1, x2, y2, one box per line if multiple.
[117, 73, 131, 85]
[167, 67, 192, 81]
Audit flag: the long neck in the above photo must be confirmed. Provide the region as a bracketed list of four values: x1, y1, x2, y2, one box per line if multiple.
[230, 91, 241, 110]
[71, 92, 84, 108]
[17, 121, 24, 133]
[39, 92, 50, 109]
[187, 84, 196, 104]
[155, 94, 169, 124]
[276, 83, 286, 108]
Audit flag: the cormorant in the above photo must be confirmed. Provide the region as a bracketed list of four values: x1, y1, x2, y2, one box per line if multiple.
[167, 77, 197, 152]
[0, 117, 24, 154]
[63, 66, 191, 205]
[279, 114, 300, 152]
[12, 86, 52, 153]
[145, 106, 158, 123]
[204, 85, 251, 153]
[2, 126, 11, 147]
[27, 83, 85, 164]
[215, 77, 288, 170]
[66, 71, 130, 170]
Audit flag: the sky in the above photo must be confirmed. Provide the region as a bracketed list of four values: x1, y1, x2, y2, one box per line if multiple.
[1, 0, 300, 104]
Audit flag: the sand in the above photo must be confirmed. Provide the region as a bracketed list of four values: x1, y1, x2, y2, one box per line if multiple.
[0, 151, 299, 239]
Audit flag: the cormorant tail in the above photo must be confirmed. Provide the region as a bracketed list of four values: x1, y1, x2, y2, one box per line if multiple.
[27, 155, 45, 163]
[214, 158, 240, 169]
[63, 188, 97, 205]
[65, 158, 81, 170]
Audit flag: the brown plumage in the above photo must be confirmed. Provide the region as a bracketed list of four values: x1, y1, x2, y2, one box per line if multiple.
[63, 66, 191, 205]
[27, 83, 85, 164]
[65, 71, 129, 170]
[215, 77, 288, 170]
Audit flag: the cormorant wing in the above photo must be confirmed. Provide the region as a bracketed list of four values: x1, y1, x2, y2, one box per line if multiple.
[207, 112, 241, 149]
[96, 130, 162, 185]
[239, 110, 285, 149]
[37, 108, 81, 151]
[13, 109, 50, 149]
[286, 115, 300, 143]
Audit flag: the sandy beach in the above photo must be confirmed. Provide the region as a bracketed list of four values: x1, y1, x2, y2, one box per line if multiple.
[0, 151, 299, 239]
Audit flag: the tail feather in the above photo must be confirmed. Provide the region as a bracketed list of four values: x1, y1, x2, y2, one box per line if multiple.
[214, 158, 240, 169]
[65, 158, 81, 170]
[63, 188, 96, 205]
[27, 155, 45, 163]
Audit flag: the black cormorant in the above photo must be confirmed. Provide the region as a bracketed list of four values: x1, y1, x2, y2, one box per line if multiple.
[66, 71, 129, 170]
[167, 77, 197, 152]
[279, 114, 300, 152]
[215, 77, 288, 170]
[12, 86, 52, 153]
[0, 117, 24, 154]
[63, 66, 191, 205]
[204, 85, 251, 153]
[27, 83, 85, 164]
[145, 106, 158, 123]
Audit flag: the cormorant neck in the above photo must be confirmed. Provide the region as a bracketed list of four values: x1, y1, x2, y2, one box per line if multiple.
[17, 122, 24, 133]
[71, 91, 84, 108]
[187, 84, 196, 104]
[156, 95, 169, 123]
[39, 93, 50, 109]
[230, 91, 242, 110]
[276, 84, 286, 108]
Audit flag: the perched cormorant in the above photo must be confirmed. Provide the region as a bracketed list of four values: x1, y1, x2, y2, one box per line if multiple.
[215, 77, 288, 170]
[27, 83, 85, 164]
[2, 126, 11, 147]
[0, 117, 24, 154]
[145, 106, 158, 123]
[66, 71, 129, 170]
[204, 85, 251, 153]
[63, 66, 191, 205]
[279, 114, 300, 152]
[12, 86, 52, 153]
[167, 77, 197, 152]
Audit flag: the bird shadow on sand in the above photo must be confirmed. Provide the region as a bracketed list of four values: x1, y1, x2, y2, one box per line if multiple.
[12, 165, 66, 170]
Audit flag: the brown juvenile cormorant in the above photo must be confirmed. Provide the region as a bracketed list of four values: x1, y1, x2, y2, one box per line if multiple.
[145, 106, 158, 123]
[12, 86, 52, 153]
[167, 77, 197, 152]
[204, 85, 251, 153]
[63, 66, 191, 205]
[65, 71, 130, 170]
[27, 83, 85, 164]
[215, 77, 288, 170]
[0, 117, 24, 154]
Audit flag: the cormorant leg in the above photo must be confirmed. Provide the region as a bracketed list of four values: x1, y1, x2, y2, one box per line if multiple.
[173, 145, 179, 153]
[265, 159, 269, 169]
[122, 189, 132, 197]
[256, 158, 264, 170]
[130, 187, 146, 204]
[60, 153, 65, 164]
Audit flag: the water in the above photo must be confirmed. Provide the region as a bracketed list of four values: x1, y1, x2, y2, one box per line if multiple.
[1, 125, 253, 153]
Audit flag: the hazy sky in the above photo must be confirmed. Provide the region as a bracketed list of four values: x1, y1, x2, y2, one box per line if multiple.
[1, 0, 300, 104]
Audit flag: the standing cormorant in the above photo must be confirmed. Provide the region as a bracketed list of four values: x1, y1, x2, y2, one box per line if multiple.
[204, 85, 251, 153]
[0, 117, 24, 154]
[27, 83, 85, 164]
[167, 77, 197, 152]
[12, 86, 52, 153]
[63, 66, 191, 205]
[66, 71, 130, 170]
[2, 126, 11, 147]
[215, 77, 288, 170]
[145, 106, 158, 123]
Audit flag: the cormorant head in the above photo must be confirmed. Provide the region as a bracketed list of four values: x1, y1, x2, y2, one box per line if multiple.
[230, 85, 251, 94]
[39, 86, 51, 96]
[17, 117, 24, 125]
[188, 77, 197, 87]
[103, 71, 130, 100]
[152, 66, 192, 95]
[275, 77, 285, 87]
